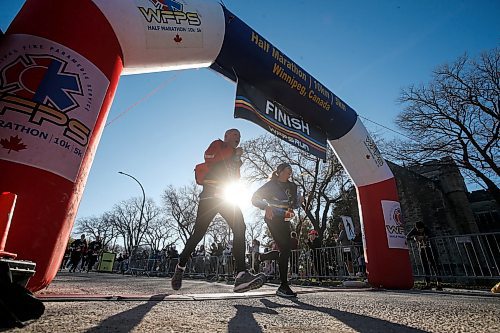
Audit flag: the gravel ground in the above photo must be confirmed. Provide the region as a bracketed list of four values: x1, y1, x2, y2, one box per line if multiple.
[9, 272, 500, 333]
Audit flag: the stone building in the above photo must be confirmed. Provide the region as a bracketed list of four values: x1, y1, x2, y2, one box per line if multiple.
[335, 157, 494, 237]
[468, 190, 500, 233]
[331, 157, 498, 281]
[389, 157, 479, 236]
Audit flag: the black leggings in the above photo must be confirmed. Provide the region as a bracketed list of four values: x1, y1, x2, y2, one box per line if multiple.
[260, 217, 291, 284]
[69, 252, 81, 272]
[178, 196, 246, 273]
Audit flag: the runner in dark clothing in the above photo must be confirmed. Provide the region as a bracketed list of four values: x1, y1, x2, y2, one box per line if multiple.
[69, 234, 87, 273]
[252, 162, 301, 297]
[86, 236, 102, 272]
[171, 129, 265, 293]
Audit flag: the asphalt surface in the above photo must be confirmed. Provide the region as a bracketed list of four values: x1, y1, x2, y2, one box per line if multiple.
[9, 272, 500, 333]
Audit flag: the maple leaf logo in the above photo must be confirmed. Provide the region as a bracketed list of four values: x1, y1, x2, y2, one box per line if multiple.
[1, 135, 28, 154]
[174, 34, 182, 43]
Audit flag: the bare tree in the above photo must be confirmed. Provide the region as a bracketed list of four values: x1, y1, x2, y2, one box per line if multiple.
[143, 216, 177, 252]
[140, 199, 175, 252]
[242, 135, 352, 240]
[245, 211, 265, 247]
[389, 48, 499, 203]
[205, 215, 231, 247]
[161, 183, 200, 246]
[109, 197, 153, 255]
[74, 213, 118, 250]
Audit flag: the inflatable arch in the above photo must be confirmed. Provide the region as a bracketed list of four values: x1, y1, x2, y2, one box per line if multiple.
[0, 0, 413, 291]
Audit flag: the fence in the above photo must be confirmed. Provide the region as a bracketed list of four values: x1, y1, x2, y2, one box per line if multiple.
[122, 253, 234, 279]
[408, 232, 499, 282]
[123, 232, 499, 284]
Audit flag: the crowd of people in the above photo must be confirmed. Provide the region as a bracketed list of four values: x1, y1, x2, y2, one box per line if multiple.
[247, 228, 366, 283]
[61, 234, 102, 273]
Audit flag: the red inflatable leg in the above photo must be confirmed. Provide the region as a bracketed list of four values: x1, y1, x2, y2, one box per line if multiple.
[357, 178, 414, 289]
[0, 0, 123, 291]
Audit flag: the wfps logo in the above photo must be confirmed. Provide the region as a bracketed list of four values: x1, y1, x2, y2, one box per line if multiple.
[0, 54, 83, 112]
[381, 200, 408, 249]
[140, 0, 201, 26]
[150, 0, 183, 11]
[392, 206, 404, 226]
[0, 54, 91, 146]
[386, 205, 405, 236]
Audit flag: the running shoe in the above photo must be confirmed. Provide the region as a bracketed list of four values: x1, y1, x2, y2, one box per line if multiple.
[233, 271, 265, 293]
[256, 272, 267, 283]
[276, 284, 297, 298]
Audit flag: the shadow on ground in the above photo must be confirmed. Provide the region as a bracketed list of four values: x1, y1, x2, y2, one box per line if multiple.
[227, 297, 428, 333]
[84, 294, 167, 333]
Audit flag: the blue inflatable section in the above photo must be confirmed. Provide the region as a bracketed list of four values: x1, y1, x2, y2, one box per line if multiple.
[210, 6, 358, 140]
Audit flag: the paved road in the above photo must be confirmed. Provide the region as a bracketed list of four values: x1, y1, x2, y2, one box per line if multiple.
[12, 272, 500, 333]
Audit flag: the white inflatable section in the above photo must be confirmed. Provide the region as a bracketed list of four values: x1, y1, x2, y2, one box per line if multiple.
[328, 117, 394, 187]
[92, 0, 225, 75]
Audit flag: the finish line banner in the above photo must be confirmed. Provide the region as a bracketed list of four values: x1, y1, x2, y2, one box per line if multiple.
[235, 82, 327, 159]
[212, 7, 358, 140]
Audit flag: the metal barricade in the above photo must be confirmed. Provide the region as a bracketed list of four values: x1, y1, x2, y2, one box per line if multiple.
[128, 258, 148, 276]
[122, 232, 499, 285]
[165, 257, 179, 276]
[185, 256, 210, 278]
[297, 246, 365, 280]
[408, 232, 500, 282]
[217, 255, 235, 280]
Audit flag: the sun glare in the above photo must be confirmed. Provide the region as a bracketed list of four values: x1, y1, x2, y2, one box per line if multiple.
[223, 181, 251, 208]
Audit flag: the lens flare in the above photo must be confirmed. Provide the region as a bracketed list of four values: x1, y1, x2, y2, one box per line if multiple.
[223, 181, 250, 208]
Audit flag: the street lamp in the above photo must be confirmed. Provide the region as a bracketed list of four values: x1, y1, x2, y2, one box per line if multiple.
[118, 171, 146, 228]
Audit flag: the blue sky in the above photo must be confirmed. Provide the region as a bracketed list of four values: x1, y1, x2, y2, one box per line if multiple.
[1, 0, 499, 226]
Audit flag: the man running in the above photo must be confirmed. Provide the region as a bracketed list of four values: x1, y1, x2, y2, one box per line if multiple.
[171, 129, 265, 292]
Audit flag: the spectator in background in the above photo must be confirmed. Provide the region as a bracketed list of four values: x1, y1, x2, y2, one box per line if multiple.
[306, 230, 323, 277]
[262, 242, 277, 278]
[169, 246, 179, 258]
[196, 245, 206, 257]
[193, 245, 206, 274]
[208, 242, 221, 275]
[407, 221, 442, 290]
[336, 222, 354, 276]
[121, 253, 130, 274]
[324, 232, 338, 248]
[159, 248, 168, 273]
[249, 239, 261, 273]
[223, 240, 233, 256]
[167, 246, 179, 274]
[221, 240, 234, 275]
[115, 253, 124, 273]
[209, 242, 219, 256]
[353, 226, 366, 277]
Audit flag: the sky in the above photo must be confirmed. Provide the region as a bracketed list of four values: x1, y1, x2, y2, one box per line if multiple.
[1, 0, 499, 232]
